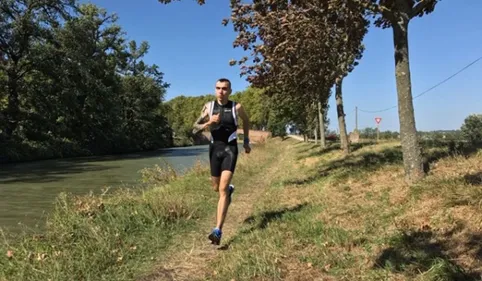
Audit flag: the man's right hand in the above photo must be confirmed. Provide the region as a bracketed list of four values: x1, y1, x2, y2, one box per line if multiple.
[208, 113, 220, 125]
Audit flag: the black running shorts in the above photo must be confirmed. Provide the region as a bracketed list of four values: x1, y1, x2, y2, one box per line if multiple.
[209, 142, 239, 177]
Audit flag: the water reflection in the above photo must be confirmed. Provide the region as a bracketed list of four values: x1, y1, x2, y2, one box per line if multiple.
[0, 144, 215, 233]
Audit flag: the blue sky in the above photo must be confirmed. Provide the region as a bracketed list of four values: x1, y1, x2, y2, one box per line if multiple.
[82, 0, 481, 132]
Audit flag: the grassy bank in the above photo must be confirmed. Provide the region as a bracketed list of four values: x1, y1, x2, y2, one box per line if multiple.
[3, 137, 481, 281]
[203, 139, 482, 281]
[0, 140, 277, 281]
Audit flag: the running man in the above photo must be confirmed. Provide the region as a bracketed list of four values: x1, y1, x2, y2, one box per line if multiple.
[192, 78, 251, 245]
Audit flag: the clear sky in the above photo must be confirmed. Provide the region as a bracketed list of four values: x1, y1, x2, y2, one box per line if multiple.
[81, 0, 482, 132]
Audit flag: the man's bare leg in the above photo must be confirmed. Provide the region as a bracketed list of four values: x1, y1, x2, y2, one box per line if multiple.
[208, 171, 234, 245]
[216, 170, 233, 230]
[211, 176, 220, 192]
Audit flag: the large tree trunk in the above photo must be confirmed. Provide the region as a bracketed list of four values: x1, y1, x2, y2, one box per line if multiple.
[392, 17, 424, 184]
[317, 100, 325, 149]
[335, 78, 350, 155]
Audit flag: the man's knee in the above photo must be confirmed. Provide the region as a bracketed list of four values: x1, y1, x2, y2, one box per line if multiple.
[218, 170, 233, 193]
[211, 177, 220, 192]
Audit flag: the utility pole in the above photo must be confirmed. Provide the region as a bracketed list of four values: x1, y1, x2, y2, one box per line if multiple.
[355, 106, 358, 132]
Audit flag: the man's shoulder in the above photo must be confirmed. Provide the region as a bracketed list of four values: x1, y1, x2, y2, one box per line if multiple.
[203, 101, 214, 109]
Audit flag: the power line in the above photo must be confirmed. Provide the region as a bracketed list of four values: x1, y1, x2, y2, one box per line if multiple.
[355, 55, 482, 114]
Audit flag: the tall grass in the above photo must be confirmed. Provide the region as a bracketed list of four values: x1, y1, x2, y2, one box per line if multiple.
[0, 141, 273, 281]
[0, 162, 212, 280]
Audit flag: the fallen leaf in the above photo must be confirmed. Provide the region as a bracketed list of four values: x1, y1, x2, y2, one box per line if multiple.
[324, 264, 331, 271]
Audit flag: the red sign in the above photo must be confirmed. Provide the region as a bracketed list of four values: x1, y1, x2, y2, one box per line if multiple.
[375, 117, 382, 124]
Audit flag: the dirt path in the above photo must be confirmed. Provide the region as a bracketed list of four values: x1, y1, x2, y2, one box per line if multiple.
[139, 143, 290, 281]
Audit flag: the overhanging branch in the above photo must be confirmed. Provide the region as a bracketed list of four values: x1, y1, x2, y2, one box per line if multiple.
[410, 0, 434, 18]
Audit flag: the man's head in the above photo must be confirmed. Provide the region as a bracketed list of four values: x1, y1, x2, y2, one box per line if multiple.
[215, 78, 232, 103]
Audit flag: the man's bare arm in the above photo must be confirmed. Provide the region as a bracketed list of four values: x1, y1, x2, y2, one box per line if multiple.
[192, 104, 209, 134]
[237, 103, 250, 141]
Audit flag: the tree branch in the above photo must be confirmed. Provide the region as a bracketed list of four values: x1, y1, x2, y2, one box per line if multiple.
[410, 0, 434, 18]
[351, 0, 392, 15]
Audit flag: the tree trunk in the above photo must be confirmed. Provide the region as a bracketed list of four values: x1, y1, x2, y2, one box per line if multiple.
[336, 78, 350, 155]
[317, 100, 325, 149]
[314, 122, 318, 144]
[392, 17, 424, 184]
[5, 74, 19, 137]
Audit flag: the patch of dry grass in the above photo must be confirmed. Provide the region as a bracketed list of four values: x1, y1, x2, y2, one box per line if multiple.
[205, 139, 482, 281]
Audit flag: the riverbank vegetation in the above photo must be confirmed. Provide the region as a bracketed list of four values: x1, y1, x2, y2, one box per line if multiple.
[3, 137, 480, 280]
[0, 139, 276, 281]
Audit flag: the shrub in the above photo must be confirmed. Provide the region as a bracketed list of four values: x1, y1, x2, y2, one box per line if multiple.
[460, 114, 482, 145]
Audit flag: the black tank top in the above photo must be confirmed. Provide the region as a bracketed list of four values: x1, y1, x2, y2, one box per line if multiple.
[209, 100, 238, 144]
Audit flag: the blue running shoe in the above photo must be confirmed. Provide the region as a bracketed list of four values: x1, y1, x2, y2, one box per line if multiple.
[208, 228, 222, 245]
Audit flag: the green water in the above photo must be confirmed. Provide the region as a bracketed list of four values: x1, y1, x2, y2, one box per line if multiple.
[0, 145, 215, 233]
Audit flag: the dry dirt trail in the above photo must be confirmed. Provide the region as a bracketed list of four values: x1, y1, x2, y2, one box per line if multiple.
[139, 141, 292, 281]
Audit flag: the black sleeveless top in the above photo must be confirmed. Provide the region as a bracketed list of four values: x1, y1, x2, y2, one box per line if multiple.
[209, 100, 238, 144]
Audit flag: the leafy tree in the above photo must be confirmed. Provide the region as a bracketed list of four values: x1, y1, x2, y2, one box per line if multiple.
[0, 0, 75, 138]
[330, 1, 369, 154]
[1, 0, 173, 162]
[118, 39, 172, 150]
[157, 0, 367, 151]
[52, 3, 125, 153]
[230, 87, 270, 130]
[461, 114, 482, 145]
[358, 0, 440, 183]
[164, 95, 214, 145]
[223, 0, 367, 150]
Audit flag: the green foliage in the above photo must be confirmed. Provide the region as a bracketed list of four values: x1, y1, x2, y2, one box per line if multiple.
[164, 94, 214, 146]
[0, 0, 172, 162]
[165, 87, 287, 143]
[230, 87, 269, 130]
[359, 127, 400, 140]
[460, 114, 482, 145]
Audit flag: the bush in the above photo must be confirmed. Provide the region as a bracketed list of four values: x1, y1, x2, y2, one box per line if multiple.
[460, 114, 482, 145]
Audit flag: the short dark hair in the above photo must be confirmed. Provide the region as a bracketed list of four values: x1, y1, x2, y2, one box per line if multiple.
[216, 78, 231, 89]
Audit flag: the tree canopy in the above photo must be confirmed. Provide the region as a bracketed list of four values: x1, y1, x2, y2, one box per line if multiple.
[1, 1, 172, 162]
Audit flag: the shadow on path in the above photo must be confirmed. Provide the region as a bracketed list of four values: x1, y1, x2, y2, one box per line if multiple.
[373, 229, 482, 280]
[218, 203, 309, 251]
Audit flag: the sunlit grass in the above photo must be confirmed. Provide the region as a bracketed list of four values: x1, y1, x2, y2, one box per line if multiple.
[207, 139, 482, 281]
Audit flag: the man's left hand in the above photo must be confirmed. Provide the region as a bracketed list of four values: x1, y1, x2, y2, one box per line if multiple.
[244, 143, 251, 154]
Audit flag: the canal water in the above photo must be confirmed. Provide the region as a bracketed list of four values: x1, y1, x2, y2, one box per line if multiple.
[0, 145, 217, 233]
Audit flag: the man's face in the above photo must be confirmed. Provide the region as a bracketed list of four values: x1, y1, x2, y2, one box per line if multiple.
[215, 81, 231, 101]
